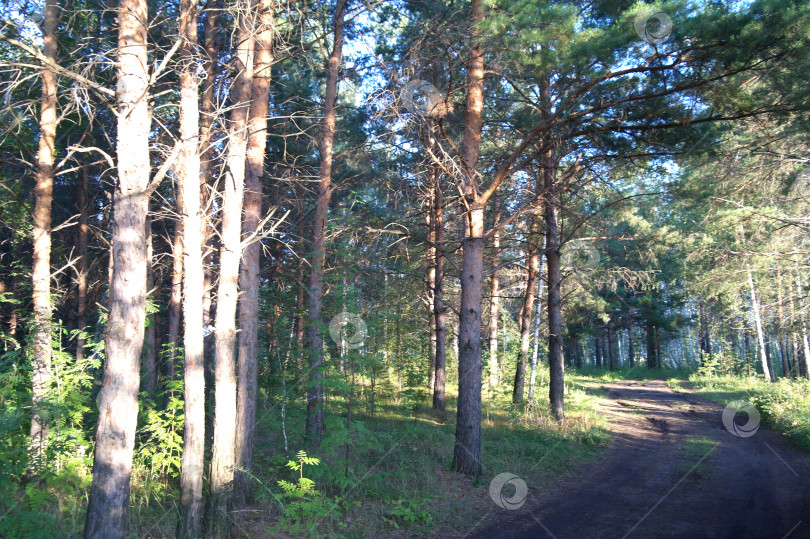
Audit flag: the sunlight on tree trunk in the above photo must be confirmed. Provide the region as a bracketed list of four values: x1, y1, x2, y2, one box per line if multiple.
[235, 0, 274, 505]
[29, 0, 58, 471]
[210, 1, 255, 531]
[84, 0, 151, 534]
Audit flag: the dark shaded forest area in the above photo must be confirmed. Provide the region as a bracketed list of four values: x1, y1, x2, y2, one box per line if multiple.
[0, 0, 809, 536]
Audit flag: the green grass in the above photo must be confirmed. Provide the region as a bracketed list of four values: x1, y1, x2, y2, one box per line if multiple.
[687, 374, 810, 452]
[225, 380, 613, 538]
[574, 366, 693, 382]
[677, 436, 718, 479]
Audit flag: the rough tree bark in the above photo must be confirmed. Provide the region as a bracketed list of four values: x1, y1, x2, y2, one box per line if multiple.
[607, 318, 617, 371]
[453, 0, 487, 476]
[84, 0, 151, 534]
[487, 193, 501, 389]
[235, 0, 274, 505]
[305, 0, 345, 448]
[176, 0, 206, 534]
[29, 0, 58, 468]
[209, 1, 255, 531]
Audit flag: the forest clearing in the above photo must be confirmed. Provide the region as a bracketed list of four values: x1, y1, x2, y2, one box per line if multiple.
[0, 0, 809, 537]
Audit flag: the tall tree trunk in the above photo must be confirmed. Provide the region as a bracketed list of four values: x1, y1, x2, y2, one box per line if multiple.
[513, 221, 539, 403]
[528, 235, 545, 400]
[488, 193, 501, 389]
[777, 272, 790, 378]
[426, 176, 437, 392]
[29, 0, 58, 468]
[452, 0, 486, 477]
[595, 331, 602, 367]
[646, 321, 656, 368]
[235, 0, 274, 505]
[167, 189, 183, 383]
[607, 319, 616, 371]
[432, 176, 446, 411]
[210, 3, 255, 531]
[748, 266, 773, 382]
[305, 0, 345, 447]
[141, 217, 157, 393]
[627, 309, 634, 368]
[76, 167, 90, 362]
[84, 0, 150, 534]
[544, 149, 564, 421]
[177, 0, 206, 534]
[795, 267, 810, 379]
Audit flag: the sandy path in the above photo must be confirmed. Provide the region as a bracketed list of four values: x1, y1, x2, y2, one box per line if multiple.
[468, 380, 810, 539]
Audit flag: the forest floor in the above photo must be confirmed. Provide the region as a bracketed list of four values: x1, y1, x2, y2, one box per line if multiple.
[465, 379, 810, 539]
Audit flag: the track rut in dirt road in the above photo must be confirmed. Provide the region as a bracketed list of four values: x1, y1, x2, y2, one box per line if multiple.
[468, 379, 810, 539]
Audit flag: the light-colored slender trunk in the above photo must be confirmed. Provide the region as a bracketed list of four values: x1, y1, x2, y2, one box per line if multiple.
[210, 2, 255, 531]
[176, 0, 205, 534]
[167, 188, 183, 381]
[235, 0, 274, 505]
[29, 0, 58, 468]
[795, 267, 810, 378]
[84, 0, 151, 534]
[528, 235, 545, 400]
[748, 265, 773, 382]
[305, 0, 345, 448]
[513, 224, 539, 403]
[488, 194, 501, 389]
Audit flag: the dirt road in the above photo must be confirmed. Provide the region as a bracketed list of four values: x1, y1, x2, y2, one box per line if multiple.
[468, 380, 810, 539]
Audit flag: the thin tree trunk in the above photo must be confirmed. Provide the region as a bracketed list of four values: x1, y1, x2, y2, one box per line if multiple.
[305, 0, 345, 447]
[76, 167, 90, 362]
[646, 321, 656, 368]
[595, 331, 602, 367]
[141, 217, 157, 393]
[235, 0, 274, 505]
[432, 176, 446, 411]
[528, 235, 546, 400]
[167, 188, 183, 382]
[748, 266, 773, 382]
[452, 0, 486, 477]
[488, 193, 501, 389]
[513, 222, 539, 403]
[176, 0, 206, 534]
[210, 3, 255, 531]
[795, 267, 810, 379]
[426, 176, 437, 392]
[544, 149, 564, 421]
[607, 319, 616, 371]
[30, 0, 58, 468]
[627, 309, 634, 368]
[84, 0, 150, 533]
